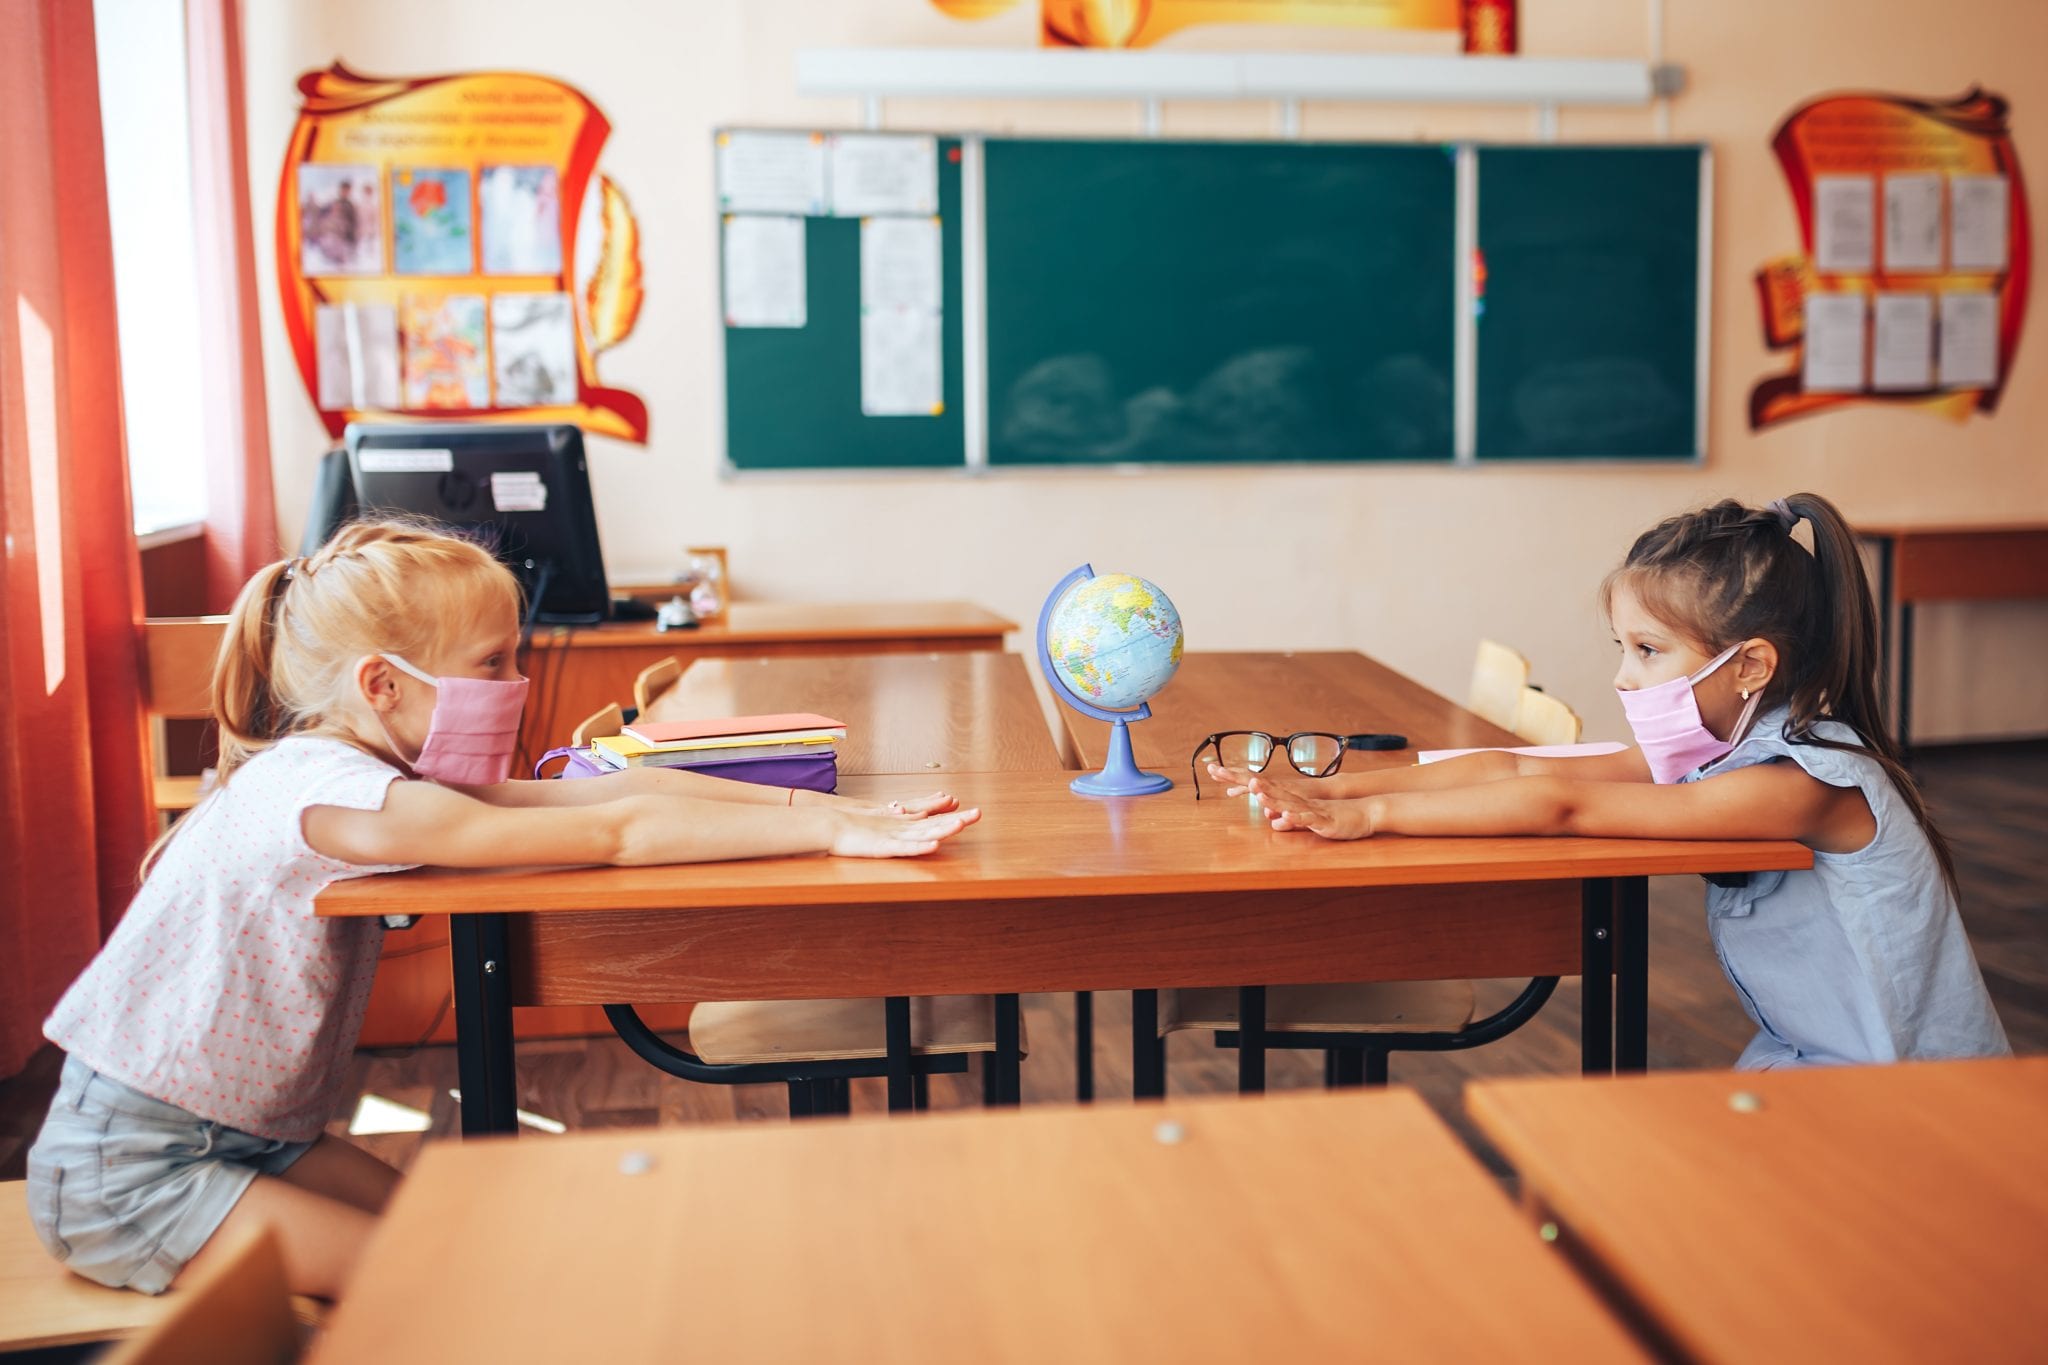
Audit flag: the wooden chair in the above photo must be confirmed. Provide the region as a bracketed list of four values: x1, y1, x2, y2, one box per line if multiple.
[559, 702, 1025, 1114]
[97, 1227, 299, 1365]
[631, 655, 682, 717]
[1467, 639, 1531, 731]
[1513, 687, 1584, 745]
[142, 616, 228, 818]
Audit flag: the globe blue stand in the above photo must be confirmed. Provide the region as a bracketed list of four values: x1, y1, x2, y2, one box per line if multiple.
[1038, 563, 1174, 797]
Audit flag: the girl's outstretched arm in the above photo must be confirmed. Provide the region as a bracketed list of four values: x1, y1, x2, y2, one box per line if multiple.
[303, 780, 979, 868]
[1251, 762, 1873, 852]
[1209, 743, 1651, 802]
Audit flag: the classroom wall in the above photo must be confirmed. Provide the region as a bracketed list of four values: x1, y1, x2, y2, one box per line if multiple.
[243, 0, 2048, 744]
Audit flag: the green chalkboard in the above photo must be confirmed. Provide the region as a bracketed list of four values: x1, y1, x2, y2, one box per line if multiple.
[722, 137, 965, 470]
[1475, 146, 1704, 460]
[983, 139, 1457, 465]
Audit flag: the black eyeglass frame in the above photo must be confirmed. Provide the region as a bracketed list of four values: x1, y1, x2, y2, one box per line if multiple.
[1189, 731, 1406, 799]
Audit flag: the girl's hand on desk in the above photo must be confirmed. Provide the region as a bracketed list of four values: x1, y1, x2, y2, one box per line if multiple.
[828, 806, 981, 858]
[1248, 776, 1375, 840]
[813, 789, 960, 819]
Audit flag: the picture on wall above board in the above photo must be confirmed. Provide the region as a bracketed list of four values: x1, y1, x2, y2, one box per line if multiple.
[930, 0, 1517, 53]
[277, 63, 650, 444]
[1749, 87, 2028, 430]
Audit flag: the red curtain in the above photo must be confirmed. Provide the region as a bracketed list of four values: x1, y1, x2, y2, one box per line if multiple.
[0, 0, 156, 1078]
[187, 0, 280, 608]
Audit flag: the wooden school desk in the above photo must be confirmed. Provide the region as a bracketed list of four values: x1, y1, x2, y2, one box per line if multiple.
[1856, 522, 2048, 753]
[1063, 650, 1659, 1084]
[313, 1088, 1644, 1363]
[512, 600, 1016, 768]
[643, 651, 1062, 775]
[317, 761, 1807, 1135]
[1467, 1056, 2048, 1364]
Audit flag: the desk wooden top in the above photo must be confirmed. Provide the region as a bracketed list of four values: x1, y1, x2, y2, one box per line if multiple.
[1063, 651, 1522, 774]
[525, 600, 1016, 651]
[313, 1088, 1644, 1363]
[318, 769, 1810, 919]
[1468, 1057, 2048, 1364]
[647, 652, 1062, 775]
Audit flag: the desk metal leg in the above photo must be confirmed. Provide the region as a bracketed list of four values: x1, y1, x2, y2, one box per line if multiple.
[1074, 991, 1094, 1102]
[1898, 600, 1915, 760]
[1616, 877, 1649, 1072]
[1132, 989, 1166, 1099]
[1237, 986, 1267, 1094]
[992, 993, 1021, 1106]
[1580, 880, 1614, 1075]
[450, 913, 516, 1137]
[1874, 534, 1895, 715]
[885, 996, 914, 1112]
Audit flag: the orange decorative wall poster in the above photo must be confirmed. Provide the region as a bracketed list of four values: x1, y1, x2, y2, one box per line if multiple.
[1750, 89, 2028, 430]
[932, 0, 1516, 54]
[279, 64, 648, 443]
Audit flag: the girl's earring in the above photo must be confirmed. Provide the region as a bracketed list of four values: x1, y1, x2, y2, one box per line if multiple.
[1740, 688, 1751, 700]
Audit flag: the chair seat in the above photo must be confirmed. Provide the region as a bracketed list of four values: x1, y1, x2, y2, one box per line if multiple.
[152, 775, 205, 813]
[2, 1183, 325, 1352]
[690, 996, 1024, 1065]
[1159, 981, 1478, 1037]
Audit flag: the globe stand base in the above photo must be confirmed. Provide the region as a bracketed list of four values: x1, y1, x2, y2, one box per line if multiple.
[1071, 720, 1173, 797]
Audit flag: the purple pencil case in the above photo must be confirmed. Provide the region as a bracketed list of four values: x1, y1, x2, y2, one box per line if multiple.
[535, 747, 838, 794]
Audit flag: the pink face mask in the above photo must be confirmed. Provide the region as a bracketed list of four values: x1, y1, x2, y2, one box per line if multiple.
[377, 653, 529, 786]
[1616, 641, 1763, 785]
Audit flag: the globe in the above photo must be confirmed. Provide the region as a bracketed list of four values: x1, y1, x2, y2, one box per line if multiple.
[1036, 564, 1184, 795]
[1045, 573, 1185, 711]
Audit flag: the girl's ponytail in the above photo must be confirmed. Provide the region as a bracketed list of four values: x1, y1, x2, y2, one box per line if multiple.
[211, 557, 296, 783]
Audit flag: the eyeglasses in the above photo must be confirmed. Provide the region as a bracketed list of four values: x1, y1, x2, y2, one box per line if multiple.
[1189, 731, 1405, 799]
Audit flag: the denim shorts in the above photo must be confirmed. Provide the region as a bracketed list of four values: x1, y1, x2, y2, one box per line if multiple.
[24, 1056, 313, 1295]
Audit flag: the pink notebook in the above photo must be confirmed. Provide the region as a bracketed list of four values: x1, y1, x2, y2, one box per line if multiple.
[622, 713, 846, 745]
[1416, 741, 1628, 764]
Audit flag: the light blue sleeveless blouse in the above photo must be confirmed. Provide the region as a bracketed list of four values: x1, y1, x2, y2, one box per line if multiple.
[1680, 707, 2009, 1069]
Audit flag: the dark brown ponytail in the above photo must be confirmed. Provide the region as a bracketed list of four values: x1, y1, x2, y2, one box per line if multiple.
[1604, 492, 1958, 896]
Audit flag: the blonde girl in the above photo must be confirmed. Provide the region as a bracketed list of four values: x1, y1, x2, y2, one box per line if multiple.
[1217, 493, 2007, 1070]
[28, 521, 975, 1300]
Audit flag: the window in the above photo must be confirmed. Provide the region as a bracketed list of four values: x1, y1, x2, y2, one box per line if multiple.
[95, 0, 209, 535]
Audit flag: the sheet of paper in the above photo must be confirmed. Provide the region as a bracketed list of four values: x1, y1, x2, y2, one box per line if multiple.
[1813, 175, 1875, 273]
[1949, 174, 2010, 272]
[489, 470, 548, 512]
[314, 302, 399, 409]
[829, 133, 938, 217]
[722, 215, 807, 328]
[861, 216, 942, 311]
[1881, 174, 1943, 273]
[716, 131, 826, 215]
[1871, 293, 1935, 391]
[861, 307, 942, 416]
[1802, 293, 1867, 392]
[1938, 290, 2000, 388]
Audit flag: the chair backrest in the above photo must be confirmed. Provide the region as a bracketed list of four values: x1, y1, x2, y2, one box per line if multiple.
[632, 656, 682, 715]
[97, 1227, 298, 1365]
[1467, 639, 1531, 730]
[1513, 687, 1584, 746]
[143, 617, 229, 720]
[572, 701, 625, 749]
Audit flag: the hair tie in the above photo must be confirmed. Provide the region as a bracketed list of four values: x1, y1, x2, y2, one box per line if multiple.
[1765, 499, 1798, 533]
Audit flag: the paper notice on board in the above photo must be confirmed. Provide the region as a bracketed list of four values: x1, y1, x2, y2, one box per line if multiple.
[861, 217, 942, 311]
[314, 302, 399, 410]
[1950, 174, 2010, 272]
[1882, 175, 1943, 273]
[862, 308, 942, 416]
[1813, 175, 1875, 273]
[1802, 293, 1867, 392]
[1871, 293, 1934, 391]
[830, 134, 938, 217]
[716, 131, 826, 215]
[1938, 291, 2000, 388]
[722, 215, 807, 328]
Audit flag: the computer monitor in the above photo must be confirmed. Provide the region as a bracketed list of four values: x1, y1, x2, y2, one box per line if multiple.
[344, 422, 609, 625]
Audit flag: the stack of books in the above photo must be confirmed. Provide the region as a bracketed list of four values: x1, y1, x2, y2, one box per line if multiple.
[586, 712, 845, 793]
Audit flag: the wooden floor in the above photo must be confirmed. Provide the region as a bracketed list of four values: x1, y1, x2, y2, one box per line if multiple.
[4, 741, 2043, 1182]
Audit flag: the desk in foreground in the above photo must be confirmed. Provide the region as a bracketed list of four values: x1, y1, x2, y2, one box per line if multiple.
[1469, 1056, 2048, 1364]
[314, 1088, 1644, 1363]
